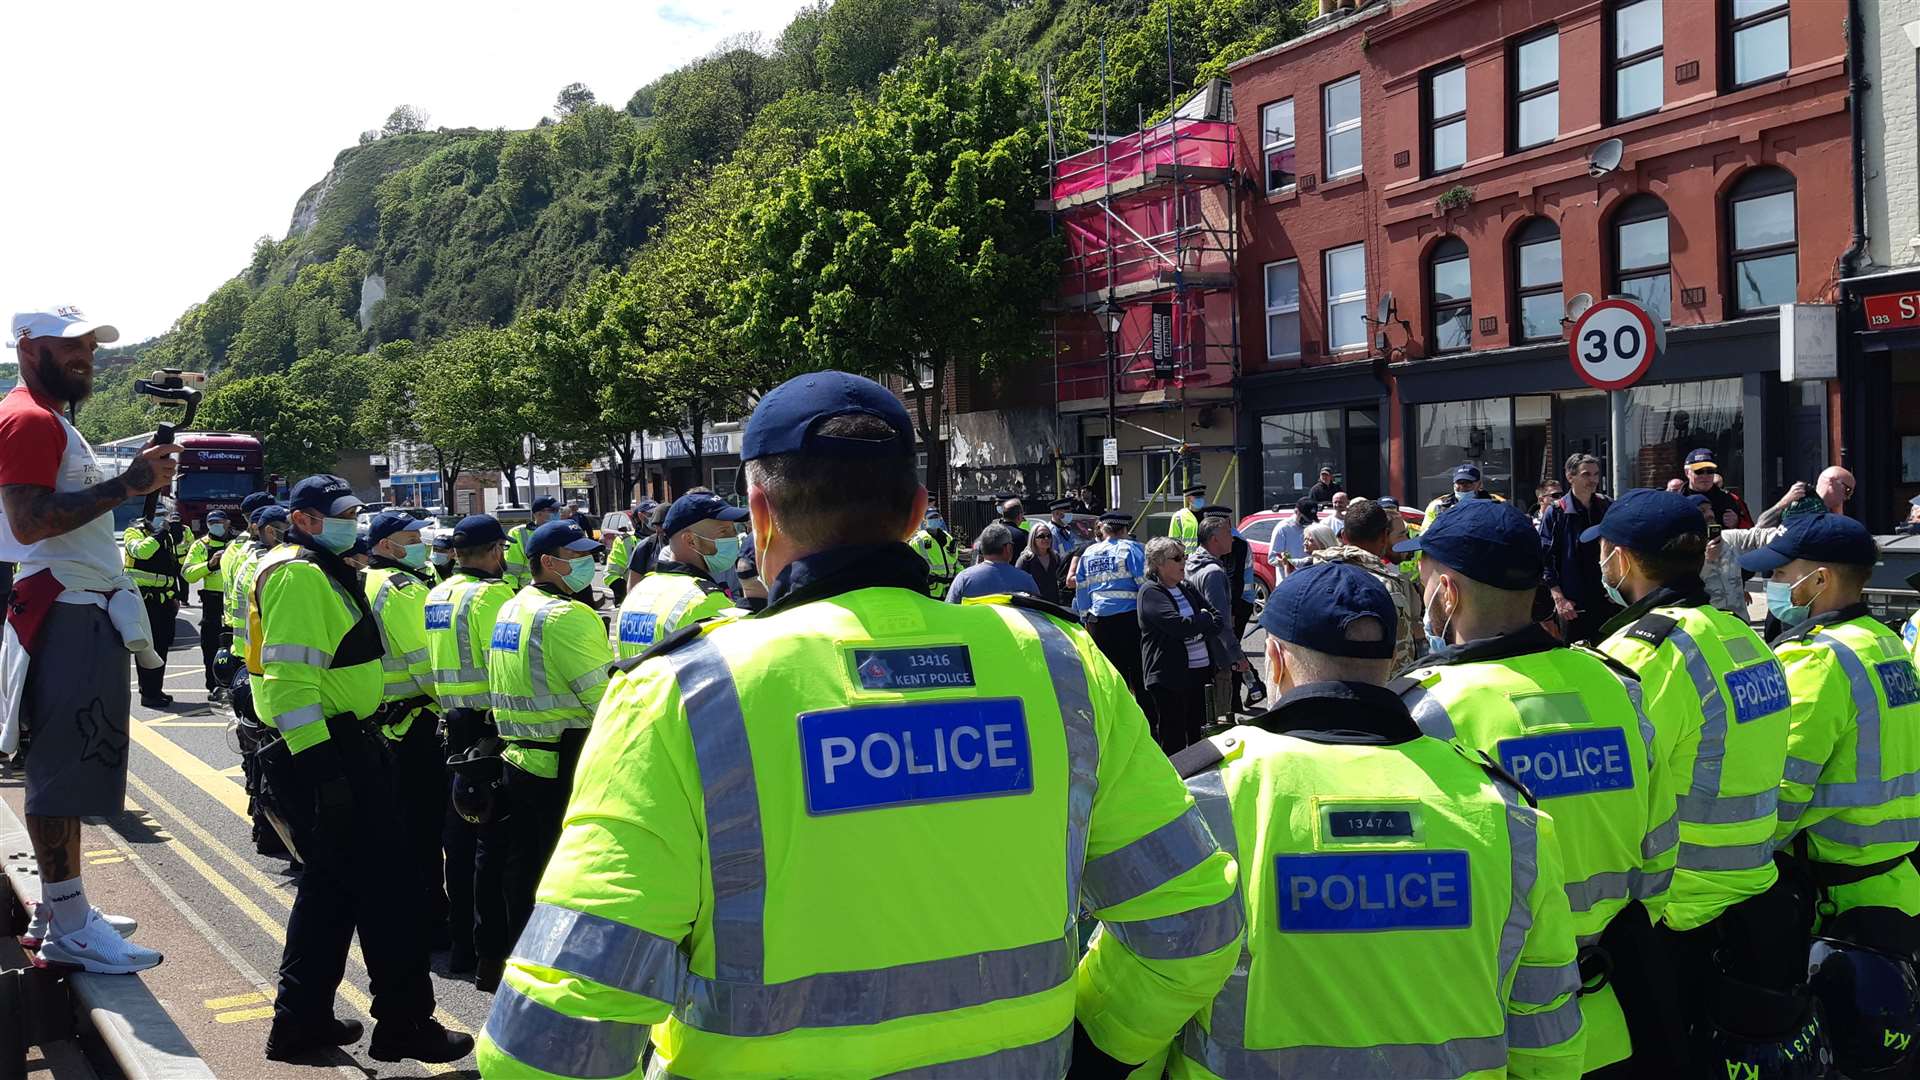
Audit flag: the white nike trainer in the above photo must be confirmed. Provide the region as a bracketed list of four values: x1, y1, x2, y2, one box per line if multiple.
[38, 911, 163, 974]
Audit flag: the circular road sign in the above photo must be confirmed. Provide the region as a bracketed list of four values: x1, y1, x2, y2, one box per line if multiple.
[1568, 298, 1658, 390]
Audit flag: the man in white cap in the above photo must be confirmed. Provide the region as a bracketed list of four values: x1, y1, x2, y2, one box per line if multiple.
[0, 305, 175, 972]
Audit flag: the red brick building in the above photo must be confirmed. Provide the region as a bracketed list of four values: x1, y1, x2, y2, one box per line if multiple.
[1230, 0, 1850, 514]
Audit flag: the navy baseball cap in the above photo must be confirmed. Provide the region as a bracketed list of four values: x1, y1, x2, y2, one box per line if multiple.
[1687, 493, 1711, 508]
[1376, 496, 1400, 511]
[288, 475, 362, 516]
[1684, 449, 1717, 470]
[741, 371, 913, 462]
[1580, 489, 1705, 549]
[205, 509, 229, 523]
[531, 496, 560, 513]
[1739, 513, 1879, 574]
[1258, 561, 1396, 660]
[635, 498, 659, 515]
[527, 519, 601, 562]
[252, 505, 290, 528]
[240, 491, 275, 515]
[450, 514, 505, 547]
[1394, 497, 1541, 589]
[662, 492, 749, 538]
[1452, 464, 1481, 483]
[366, 510, 421, 546]
[429, 531, 453, 552]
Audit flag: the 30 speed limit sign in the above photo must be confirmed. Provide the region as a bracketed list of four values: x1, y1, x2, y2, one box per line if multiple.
[1568, 298, 1658, 390]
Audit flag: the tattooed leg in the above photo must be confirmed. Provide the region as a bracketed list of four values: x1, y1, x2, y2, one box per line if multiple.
[25, 815, 81, 882]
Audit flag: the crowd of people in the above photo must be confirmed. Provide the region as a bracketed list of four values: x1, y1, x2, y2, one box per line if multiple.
[10, 300, 1920, 1078]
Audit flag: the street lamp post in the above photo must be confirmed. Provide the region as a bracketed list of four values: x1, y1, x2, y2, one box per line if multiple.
[1095, 301, 1125, 511]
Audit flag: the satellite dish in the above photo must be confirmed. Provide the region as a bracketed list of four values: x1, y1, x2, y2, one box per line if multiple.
[1565, 293, 1594, 321]
[1588, 138, 1624, 178]
[1375, 292, 1396, 325]
[1375, 329, 1390, 353]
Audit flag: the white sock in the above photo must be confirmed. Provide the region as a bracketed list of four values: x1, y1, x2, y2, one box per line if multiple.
[43, 877, 90, 937]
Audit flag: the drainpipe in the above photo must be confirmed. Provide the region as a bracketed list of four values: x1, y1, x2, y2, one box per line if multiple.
[1839, 0, 1869, 279]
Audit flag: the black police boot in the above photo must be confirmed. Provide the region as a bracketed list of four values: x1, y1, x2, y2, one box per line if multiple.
[265, 1016, 364, 1061]
[369, 1018, 475, 1064]
[474, 957, 504, 993]
[447, 944, 477, 975]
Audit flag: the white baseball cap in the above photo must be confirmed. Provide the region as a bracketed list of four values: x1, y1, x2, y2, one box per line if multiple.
[9, 305, 119, 348]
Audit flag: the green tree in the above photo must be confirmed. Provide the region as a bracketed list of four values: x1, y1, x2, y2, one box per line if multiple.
[554, 82, 596, 117]
[775, 0, 831, 91]
[738, 45, 1055, 501]
[416, 328, 537, 504]
[383, 104, 430, 136]
[196, 352, 372, 477]
[224, 285, 299, 377]
[816, 0, 915, 90]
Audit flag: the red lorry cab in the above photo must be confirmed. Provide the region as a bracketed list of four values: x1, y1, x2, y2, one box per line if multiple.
[174, 432, 266, 529]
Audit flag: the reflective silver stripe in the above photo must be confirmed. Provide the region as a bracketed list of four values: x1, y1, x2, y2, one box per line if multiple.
[678, 937, 1071, 1037]
[1667, 627, 1730, 799]
[1510, 960, 1580, 1007]
[1784, 756, 1824, 785]
[1618, 675, 1659, 779]
[454, 584, 483, 671]
[1812, 767, 1920, 809]
[511, 903, 686, 1005]
[444, 666, 489, 684]
[1677, 840, 1776, 872]
[262, 643, 332, 667]
[493, 693, 582, 713]
[1182, 769, 1249, 1050]
[1081, 804, 1216, 910]
[1635, 867, 1673, 900]
[438, 691, 493, 709]
[1776, 797, 1810, 825]
[1401, 683, 1455, 739]
[1013, 610, 1100, 921]
[663, 587, 701, 634]
[1507, 993, 1582, 1049]
[269, 702, 326, 733]
[1103, 892, 1242, 960]
[1180, 1028, 1508, 1077]
[876, 1027, 1074, 1079]
[372, 576, 399, 616]
[495, 714, 584, 739]
[1679, 788, 1778, 825]
[1494, 779, 1538, 995]
[666, 638, 764, 982]
[527, 600, 575, 704]
[1565, 870, 1631, 913]
[1810, 817, 1920, 847]
[485, 982, 647, 1079]
[1643, 814, 1678, 859]
[569, 666, 610, 696]
[1817, 633, 1883, 782]
[384, 646, 428, 671]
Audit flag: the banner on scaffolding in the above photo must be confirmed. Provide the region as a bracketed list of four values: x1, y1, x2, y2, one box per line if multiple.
[1151, 303, 1175, 379]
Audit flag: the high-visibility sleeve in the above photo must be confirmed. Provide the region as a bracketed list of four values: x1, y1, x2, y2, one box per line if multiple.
[1506, 807, 1587, 1079]
[1075, 629, 1241, 1065]
[253, 561, 363, 754]
[544, 602, 616, 711]
[504, 527, 532, 590]
[183, 538, 223, 588]
[1773, 647, 1849, 846]
[1629, 679, 1680, 927]
[605, 536, 634, 577]
[124, 529, 162, 560]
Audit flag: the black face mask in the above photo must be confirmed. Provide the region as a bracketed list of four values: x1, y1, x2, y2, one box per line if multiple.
[32, 343, 90, 405]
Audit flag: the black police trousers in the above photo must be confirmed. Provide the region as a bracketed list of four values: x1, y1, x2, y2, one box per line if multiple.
[500, 732, 587, 952]
[1085, 613, 1144, 701]
[443, 804, 507, 966]
[197, 591, 223, 692]
[387, 709, 449, 936]
[136, 592, 178, 699]
[263, 717, 434, 1028]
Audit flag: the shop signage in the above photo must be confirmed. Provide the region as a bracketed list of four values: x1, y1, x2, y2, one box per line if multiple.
[1779, 303, 1837, 382]
[1151, 303, 1175, 378]
[1567, 298, 1657, 391]
[1102, 438, 1119, 467]
[1863, 290, 1920, 332]
[561, 470, 594, 488]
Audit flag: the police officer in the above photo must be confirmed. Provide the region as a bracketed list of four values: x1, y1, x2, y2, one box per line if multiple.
[612, 492, 746, 658]
[251, 476, 468, 1064]
[477, 371, 1241, 1078]
[909, 504, 963, 600]
[501, 495, 560, 589]
[1422, 463, 1503, 528]
[1588, 490, 1814, 1070]
[1742, 514, 1920, 1075]
[602, 511, 637, 604]
[999, 495, 1030, 548]
[166, 511, 191, 596]
[424, 514, 515, 987]
[427, 531, 455, 581]
[1392, 498, 1676, 1074]
[221, 494, 277, 654]
[1075, 510, 1148, 699]
[487, 518, 614, 968]
[362, 511, 448, 947]
[123, 510, 182, 708]
[1168, 561, 1584, 1076]
[1170, 483, 1206, 553]
[626, 500, 669, 590]
[1046, 497, 1080, 559]
[183, 509, 236, 703]
[228, 502, 292, 858]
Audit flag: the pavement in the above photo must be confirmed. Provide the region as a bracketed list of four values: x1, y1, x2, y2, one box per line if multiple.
[3, 594, 489, 1079]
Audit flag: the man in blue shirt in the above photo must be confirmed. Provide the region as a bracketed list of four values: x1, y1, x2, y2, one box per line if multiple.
[1538, 452, 1616, 644]
[1075, 510, 1148, 698]
[945, 523, 1038, 603]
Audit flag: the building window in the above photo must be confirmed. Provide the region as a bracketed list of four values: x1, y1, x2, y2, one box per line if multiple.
[1259, 410, 1340, 510]
[1428, 237, 1472, 353]
[1425, 63, 1467, 175]
[1261, 99, 1296, 194]
[1513, 218, 1564, 341]
[1610, 0, 1663, 122]
[1325, 243, 1368, 353]
[1323, 75, 1362, 180]
[1264, 259, 1301, 360]
[1728, 167, 1797, 312]
[711, 467, 741, 502]
[1729, 0, 1790, 86]
[1512, 30, 1559, 150]
[1612, 194, 1672, 323]
[1144, 450, 1200, 501]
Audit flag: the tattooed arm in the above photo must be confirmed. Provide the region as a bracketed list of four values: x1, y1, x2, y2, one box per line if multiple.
[0, 444, 178, 545]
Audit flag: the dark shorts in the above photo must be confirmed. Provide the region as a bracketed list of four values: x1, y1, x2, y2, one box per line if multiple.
[21, 603, 131, 817]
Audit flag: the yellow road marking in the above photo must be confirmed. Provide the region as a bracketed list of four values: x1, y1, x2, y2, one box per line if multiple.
[87, 855, 126, 865]
[213, 1005, 276, 1024]
[128, 718, 250, 820]
[145, 721, 230, 728]
[219, 765, 245, 778]
[205, 991, 267, 1009]
[84, 849, 117, 857]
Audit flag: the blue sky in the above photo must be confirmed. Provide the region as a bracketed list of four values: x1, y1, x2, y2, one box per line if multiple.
[0, 1, 808, 344]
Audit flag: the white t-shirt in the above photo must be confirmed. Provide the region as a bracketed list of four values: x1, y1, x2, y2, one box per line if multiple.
[0, 386, 126, 588]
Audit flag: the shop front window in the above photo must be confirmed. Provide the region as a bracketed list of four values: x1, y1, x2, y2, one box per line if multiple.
[1415, 399, 1515, 507]
[1260, 410, 1340, 509]
[1621, 378, 1745, 492]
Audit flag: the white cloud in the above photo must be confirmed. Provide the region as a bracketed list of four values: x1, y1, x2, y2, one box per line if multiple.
[0, 0, 807, 343]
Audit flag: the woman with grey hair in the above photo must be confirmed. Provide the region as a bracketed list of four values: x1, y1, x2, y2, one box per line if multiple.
[1137, 536, 1223, 755]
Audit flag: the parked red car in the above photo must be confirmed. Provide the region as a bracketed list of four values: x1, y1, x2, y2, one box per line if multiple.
[1236, 505, 1426, 601]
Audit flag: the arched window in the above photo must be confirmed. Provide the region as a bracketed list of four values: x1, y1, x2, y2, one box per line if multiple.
[1611, 194, 1671, 323]
[1428, 237, 1472, 353]
[1512, 218, 1563, 341]
[1728, 167, 1796, 313]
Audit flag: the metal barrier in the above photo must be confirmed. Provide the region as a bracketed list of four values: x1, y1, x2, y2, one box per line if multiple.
[0, 797, 215, 1080]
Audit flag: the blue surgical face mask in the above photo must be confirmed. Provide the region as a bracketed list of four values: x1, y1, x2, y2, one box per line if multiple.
[562, 555, 596, 592]
[149, 517, 167, 533]
[208, 523, 227, 538]
[318, 516, 359, 554]
[1192, 496, 1206, 509]
[926, 517, 946, 532]
[1766, 570, 1821, 626]
[431, 550, 453, 567]
[701, 534, 741, 579]
[401, 542, 429, 569]
[1600, 547, 1627, 608]
[1424, 577, 1454, 654]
